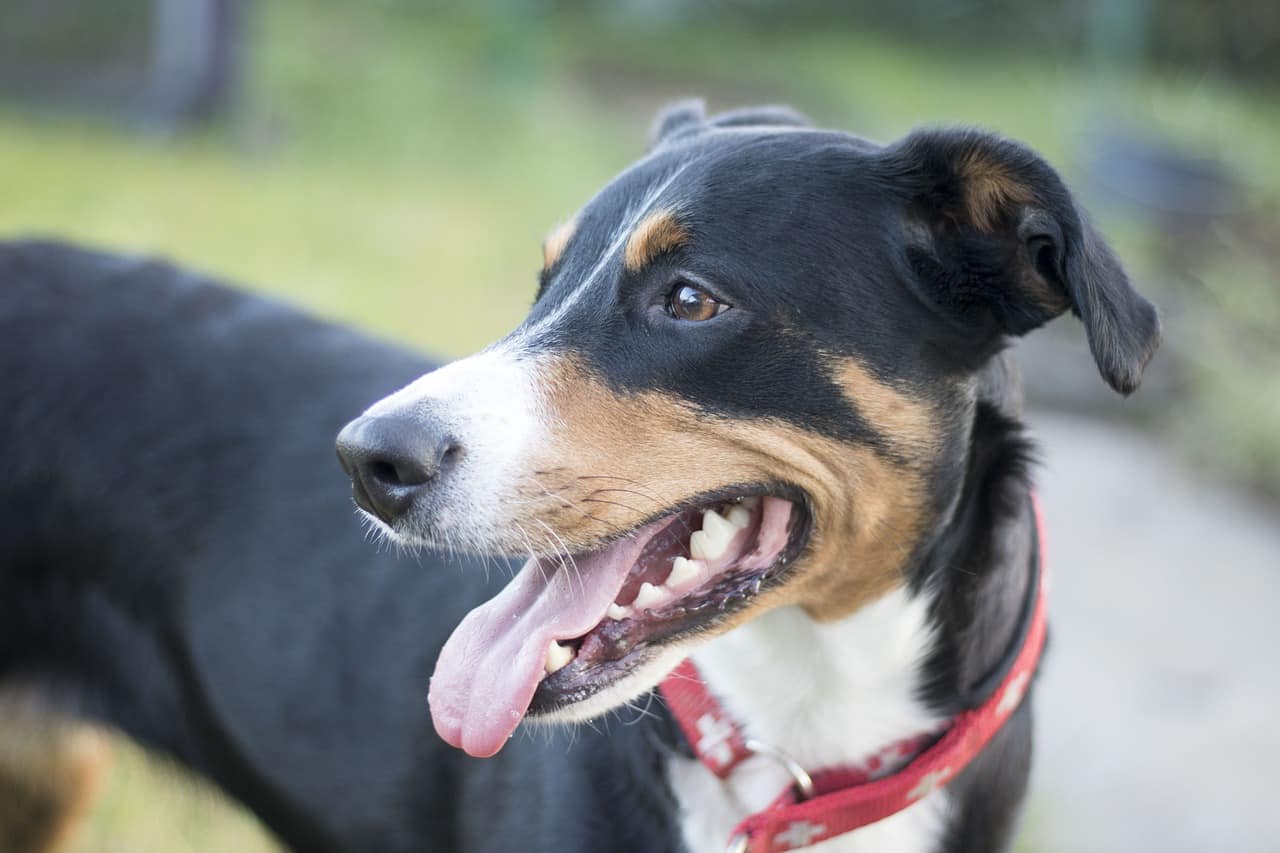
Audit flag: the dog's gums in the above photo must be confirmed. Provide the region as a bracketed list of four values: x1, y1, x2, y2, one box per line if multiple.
[428, 493, 808, 757]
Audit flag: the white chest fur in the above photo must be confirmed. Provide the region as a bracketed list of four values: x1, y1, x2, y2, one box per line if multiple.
[668, 586, 948, 853]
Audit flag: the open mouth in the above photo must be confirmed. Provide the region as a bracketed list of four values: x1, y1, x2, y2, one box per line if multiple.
[428, 488, 810, 758]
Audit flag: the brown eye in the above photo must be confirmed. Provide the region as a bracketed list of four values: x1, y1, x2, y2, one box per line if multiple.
[667, 283, 729, 322]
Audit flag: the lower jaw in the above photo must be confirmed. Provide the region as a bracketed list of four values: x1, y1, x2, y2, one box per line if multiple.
[528, 652, 658, 716]
[527, 615, 693, 715]
[527, 648, 692, 724]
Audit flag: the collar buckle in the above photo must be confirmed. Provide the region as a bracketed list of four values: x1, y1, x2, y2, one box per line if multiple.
[743, 738, 815, 801]
[724, 740, 814, 852]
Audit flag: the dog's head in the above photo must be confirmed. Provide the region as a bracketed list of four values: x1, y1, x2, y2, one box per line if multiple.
[337, 102, 1159, 757]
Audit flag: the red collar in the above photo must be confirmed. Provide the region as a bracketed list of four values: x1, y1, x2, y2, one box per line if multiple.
[657, 496, 1049, 852]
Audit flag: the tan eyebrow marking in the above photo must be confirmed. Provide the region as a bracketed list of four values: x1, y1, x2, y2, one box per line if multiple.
[623, 209, 688, 273]
[542, 219, 578, 270]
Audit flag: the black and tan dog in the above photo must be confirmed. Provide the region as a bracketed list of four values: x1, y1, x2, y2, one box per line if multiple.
[1, 103, 1156, 852]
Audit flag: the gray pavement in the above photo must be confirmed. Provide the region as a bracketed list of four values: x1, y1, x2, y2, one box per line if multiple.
[1025, 411, 1280, 853]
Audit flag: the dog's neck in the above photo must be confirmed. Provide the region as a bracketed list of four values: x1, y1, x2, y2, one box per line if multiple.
[668, 396, 1036, 852]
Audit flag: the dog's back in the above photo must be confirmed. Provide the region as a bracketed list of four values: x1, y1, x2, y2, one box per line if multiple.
[0, 240, 683, 852]
[0, 241, 461, 850]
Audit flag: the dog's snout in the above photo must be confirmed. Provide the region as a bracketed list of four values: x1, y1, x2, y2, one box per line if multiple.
[335, 414, 461, 525]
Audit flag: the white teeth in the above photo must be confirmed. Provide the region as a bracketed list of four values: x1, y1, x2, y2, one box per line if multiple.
[667, 556, 701, 590]
[726, 504, 752, 530]
[633, 581, 665, 610]
[606, 603, 629, 621]
[702, 508, 736, 539]
[691, 509, 735, 560]
[544, 641, 573, 675]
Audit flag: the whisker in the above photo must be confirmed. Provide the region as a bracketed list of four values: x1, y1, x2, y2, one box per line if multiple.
[533, 518, 584, 599]
[580, 496, 646, 515]
[575, 474, 667, 505]
[580, 486, 665, 506]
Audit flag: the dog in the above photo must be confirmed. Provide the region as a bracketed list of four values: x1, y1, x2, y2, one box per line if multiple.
[0, 101, 1158, 852]
[334, 101, 1159, 851]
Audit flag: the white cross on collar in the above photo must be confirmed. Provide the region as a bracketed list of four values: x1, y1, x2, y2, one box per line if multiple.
[775, 820, 827, 849]
[694, 712, 735, 768]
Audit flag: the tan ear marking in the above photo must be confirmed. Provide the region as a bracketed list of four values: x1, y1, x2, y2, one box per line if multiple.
[624, 209, 688, 273]
[957, 151, 1035, 232]
[542, 219, 578, 270]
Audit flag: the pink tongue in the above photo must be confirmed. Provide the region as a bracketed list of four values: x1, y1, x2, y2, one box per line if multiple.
[428, 520, 665, 757]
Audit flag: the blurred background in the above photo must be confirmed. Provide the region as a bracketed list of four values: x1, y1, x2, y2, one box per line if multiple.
[0, 1, 1276, 851]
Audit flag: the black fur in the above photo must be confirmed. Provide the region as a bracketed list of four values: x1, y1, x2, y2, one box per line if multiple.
[880, 128, 1161, 393]
[0, 241, 683, 852]
[2, 105, 1158, 852]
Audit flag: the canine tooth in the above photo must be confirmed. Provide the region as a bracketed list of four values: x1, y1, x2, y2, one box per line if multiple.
[607, 603, 629, 621]
[633, 581, 665, 610]
[691, 511, 735, 560]
[726, 505, 752, 529]
[668, 556, 701, 589]
[544, 641, 573, 674]
[702, 509, 736, 538]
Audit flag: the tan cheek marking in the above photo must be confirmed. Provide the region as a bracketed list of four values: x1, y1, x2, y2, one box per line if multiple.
[623, 209, 687, 273]
[833, 359, 942, 461]
[542, 219, 577, 270]
[957, 151, 1036, 232]
[512, 357, 928, 626]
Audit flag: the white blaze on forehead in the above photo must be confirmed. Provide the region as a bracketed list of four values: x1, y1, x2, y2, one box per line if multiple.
[362, 343, 547, 537]
[513, 161, 692, 348]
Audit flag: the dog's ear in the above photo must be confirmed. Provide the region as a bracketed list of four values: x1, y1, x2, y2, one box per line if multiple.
[650, 101, 812, 149]
[878, 128, 1160, 395]
[707, 104, 811, 130]
[650, 99, 706, 148]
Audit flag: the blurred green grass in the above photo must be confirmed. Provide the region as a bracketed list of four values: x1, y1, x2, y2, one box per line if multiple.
[66, 740, 280, 853]
[2, 1, 1275, 849]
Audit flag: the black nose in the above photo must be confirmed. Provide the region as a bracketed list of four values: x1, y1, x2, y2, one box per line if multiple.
[335, 414, 462, 525]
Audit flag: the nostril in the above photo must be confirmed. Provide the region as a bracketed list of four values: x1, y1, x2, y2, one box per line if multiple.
[368, 459, 407, 487]
[438, 440, 463, 473]
[365, 453, 435, 489]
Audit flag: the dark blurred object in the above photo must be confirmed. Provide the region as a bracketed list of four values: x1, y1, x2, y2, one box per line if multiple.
[1083, 126, 1239, 221]
[0, 0, 243, 128]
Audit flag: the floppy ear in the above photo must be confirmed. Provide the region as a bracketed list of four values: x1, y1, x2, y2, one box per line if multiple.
[879, 128, 1160, 395]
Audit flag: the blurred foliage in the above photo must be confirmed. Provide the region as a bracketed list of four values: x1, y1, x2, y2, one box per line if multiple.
[572, 0, 1280, 81]
[0, 0, 1277, 847]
